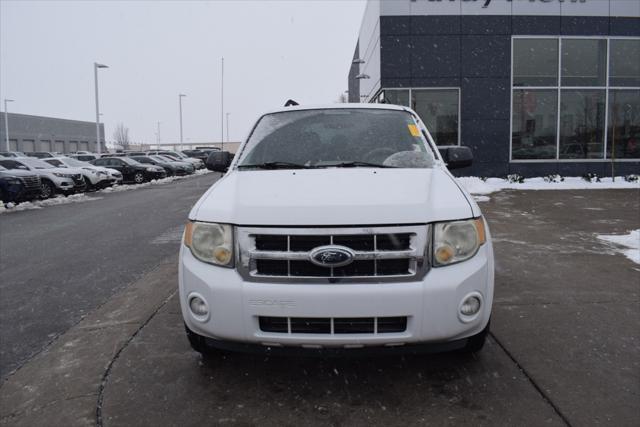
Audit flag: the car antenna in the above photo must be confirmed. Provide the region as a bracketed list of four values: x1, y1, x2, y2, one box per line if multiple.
[284, 99, 299, 107]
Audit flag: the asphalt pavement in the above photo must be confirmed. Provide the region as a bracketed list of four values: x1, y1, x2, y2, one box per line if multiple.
[1, 186, 638, 426]
[0, 173, 221, 379]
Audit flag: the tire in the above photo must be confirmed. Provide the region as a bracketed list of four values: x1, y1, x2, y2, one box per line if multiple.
[40, 180, 55, 199]
[133, 172, 145, 184]
[459, 320, 490, 354]
[83, 177, 94, 192]
[185, 323, 209, 354]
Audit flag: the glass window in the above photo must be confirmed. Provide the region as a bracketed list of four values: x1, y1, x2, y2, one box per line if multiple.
[512, 90, 558, 160]
[607, 89, 640, 159]
[238, 108, 435, 168]
[559, 90, 606, 159]
[561, 39, 607, 87]
[384, 89, 410, 106]
[609, 39, 640, 87]
[411, 89, 459, 146]
[513, 39, 559, 87]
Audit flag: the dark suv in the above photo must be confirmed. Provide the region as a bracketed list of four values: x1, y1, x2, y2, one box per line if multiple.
[91, 157, 166, 183]
[0, 165, 42, 203]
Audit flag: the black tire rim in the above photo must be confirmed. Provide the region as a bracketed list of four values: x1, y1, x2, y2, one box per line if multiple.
[134, 173, 144, 183]
[41, 183, 52, 198]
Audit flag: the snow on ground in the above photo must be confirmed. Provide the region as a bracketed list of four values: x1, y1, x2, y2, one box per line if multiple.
[0, 194, 102, 214]
[1, 169, 215, 214]
[597, 230, 640, 265]
[457, 176, 640, 195]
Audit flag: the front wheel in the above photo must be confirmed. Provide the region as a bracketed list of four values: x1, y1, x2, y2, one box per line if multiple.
[133, 172, 145, 184]
[40, 180, 55, 199]
[185, 323, 209, 354]
[459, 320, 490, 354]
[83, 177, 94, 191]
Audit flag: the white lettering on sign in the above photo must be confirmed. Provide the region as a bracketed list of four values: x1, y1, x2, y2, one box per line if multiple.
[421, 0, 588, 9]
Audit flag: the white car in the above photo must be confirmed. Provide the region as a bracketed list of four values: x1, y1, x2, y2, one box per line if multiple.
[147, 150, 204, 170]
[179, 104, 494, 356]
[44, 157, 118, 189]
[0, 157, 86, 198]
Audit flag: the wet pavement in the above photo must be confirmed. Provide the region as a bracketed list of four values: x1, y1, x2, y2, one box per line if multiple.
[1, 188, 639, 426]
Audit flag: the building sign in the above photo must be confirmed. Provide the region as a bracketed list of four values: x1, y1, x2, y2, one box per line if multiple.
[418, 0, 587, 8]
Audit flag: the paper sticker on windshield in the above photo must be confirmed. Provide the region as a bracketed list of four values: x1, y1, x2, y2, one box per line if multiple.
[408, 124, 421, 137]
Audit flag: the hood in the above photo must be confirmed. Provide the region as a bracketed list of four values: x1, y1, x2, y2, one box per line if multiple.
[0, 169, 37, 178]
[192, 168, 474, 226]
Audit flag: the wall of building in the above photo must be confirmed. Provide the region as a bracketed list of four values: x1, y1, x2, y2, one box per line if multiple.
[349, 0, 640, 177]
[0, 113, 106, 153]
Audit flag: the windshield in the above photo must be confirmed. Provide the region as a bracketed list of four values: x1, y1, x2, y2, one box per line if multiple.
[151, 156, 170, 163]
[236, 108, 435, 169]
[61, 158, 90, 167]
[119, 157, 141, 166]
[19, 157, 54, 169]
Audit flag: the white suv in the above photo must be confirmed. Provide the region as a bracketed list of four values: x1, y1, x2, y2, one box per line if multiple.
[180, 104, 494, 356]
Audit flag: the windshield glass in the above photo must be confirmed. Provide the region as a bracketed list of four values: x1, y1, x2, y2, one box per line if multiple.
[61, 158, 90, 167]
[119, 157, 141, 166]
[19, 157, 54, 169]
[236, 108, 435, 169]
[151, 156, 170, 163]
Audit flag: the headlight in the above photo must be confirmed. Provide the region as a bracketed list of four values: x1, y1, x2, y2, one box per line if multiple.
[52, 172, 71, 178]
[184, 221, 234, 267]
[433, 217, 486, 267]
[6, 177, 22, 185]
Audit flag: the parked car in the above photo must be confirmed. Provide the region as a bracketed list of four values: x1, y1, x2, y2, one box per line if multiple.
[0, 157, 85, 198]
[69, 153, 98, 162]
[0, 151, 27, 158]
[44, 157, 118, 189]
[147, 150, 204, 169]
[24, 152, 57, 159]
[0, 165, 42, 203]
[130, 155, 194, 176]
[181, 149, 209, 162]
[91, 156, 166, 183]
[181, 104, 493, 357]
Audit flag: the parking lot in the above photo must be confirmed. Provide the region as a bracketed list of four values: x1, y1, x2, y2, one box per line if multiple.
[1, 186, 639, 426]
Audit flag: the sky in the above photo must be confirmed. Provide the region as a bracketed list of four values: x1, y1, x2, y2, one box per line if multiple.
[0, 0, 365, 145]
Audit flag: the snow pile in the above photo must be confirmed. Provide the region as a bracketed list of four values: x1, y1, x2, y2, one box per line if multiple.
[0, 194, 101, 214]
[99, 169, 214, 194]
[457, 176, 640, 195]
[597, 230, 640, 264]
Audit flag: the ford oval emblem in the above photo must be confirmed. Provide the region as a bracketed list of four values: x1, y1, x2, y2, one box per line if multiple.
[309, 245, 355, 268]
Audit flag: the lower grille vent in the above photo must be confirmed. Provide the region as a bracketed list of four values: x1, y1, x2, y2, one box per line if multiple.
[259, 316, 407, 334]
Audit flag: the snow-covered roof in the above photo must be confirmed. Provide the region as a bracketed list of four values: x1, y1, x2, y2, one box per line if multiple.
[262, 103, 409, 116]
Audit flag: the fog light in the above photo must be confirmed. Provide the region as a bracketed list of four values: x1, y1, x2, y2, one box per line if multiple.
[460, 296, 481, 316]
[189, 296, 208, 317]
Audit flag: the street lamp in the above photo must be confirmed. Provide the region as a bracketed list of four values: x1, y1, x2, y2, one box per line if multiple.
[94, 62, 108, 155]
[4, 99, 14, 151]
[178, 94, 186, 150]
[226, 112, 230, 143]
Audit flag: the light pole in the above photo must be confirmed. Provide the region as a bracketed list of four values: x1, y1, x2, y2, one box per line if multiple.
[156, 121, 161, 147]
[221, 57, 224, 151]
[94, 62, 108, 155]
[226, 113, 230, 143]
[4, 99, 14, 151]
[179, 93, 186, 151]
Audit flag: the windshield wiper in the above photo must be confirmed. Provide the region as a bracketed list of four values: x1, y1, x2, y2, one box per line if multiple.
[319, 161, 396, 168]
[238, 161, 312, 170]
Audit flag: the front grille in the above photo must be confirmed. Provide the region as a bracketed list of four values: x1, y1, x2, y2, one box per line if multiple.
[259, 316, 407, 334]
[237, 225, 428, 282]
[22, 176, 41, 189]
[72, 174, 83, 185]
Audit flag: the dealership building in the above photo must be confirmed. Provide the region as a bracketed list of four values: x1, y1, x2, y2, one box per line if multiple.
[348, 0, 640, 176]
[0, 113, 106, 154]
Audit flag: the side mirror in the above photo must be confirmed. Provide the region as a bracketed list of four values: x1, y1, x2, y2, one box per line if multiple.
[206, 151, 232, 172]
[438, 146, 473, 170]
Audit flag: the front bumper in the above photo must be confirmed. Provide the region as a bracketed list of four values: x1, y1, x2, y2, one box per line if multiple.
[179, 243, 494, 351]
